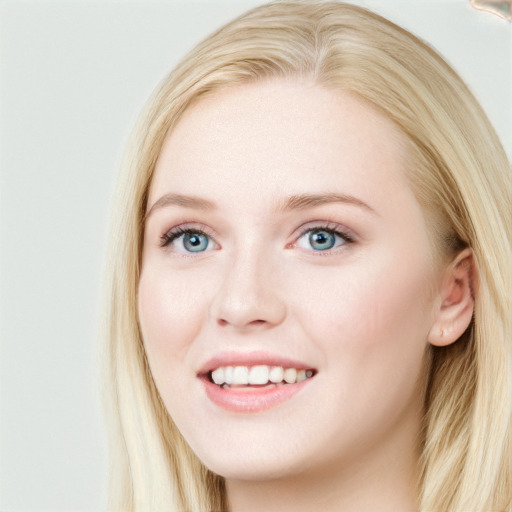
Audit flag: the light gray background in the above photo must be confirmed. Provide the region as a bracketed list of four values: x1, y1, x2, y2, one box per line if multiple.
[0, 1, 510, 510]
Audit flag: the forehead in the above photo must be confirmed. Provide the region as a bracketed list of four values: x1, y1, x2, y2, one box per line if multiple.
[149, 79, 410, 212]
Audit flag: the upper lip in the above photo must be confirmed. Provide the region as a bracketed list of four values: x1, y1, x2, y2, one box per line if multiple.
[197, 350, 316, 376]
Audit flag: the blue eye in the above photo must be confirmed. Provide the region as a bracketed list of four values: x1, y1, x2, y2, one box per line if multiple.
[161, 228, 217, 253]
[182, 232, 210, 252]
[296, 227, 351, 252]
[309, 230, 336, 250]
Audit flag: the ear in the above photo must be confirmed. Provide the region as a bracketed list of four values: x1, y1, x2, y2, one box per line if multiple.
[428, 248, 476, 347]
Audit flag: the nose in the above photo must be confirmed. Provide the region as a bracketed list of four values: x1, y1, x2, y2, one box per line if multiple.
[209, 251, 287, 331]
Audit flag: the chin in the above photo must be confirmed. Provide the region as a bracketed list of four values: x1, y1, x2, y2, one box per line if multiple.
[203, 455, 301, 482]
[188, 429, 311, 482]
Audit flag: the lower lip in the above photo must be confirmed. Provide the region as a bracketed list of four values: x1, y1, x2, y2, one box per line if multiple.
[201, 377, 313, 413]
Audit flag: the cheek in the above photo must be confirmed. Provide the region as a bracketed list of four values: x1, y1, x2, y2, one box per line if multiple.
[137, 265, 210, 376]
[284, 257, 433, 458]
[295, 256, 432, 341]
[351, 270, 431, 346]
[290, 252, 433, 402]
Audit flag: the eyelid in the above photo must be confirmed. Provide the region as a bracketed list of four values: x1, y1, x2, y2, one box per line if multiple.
[160, 222, 219, 250]
[158, 220, 356, 254]
[290, 221, 356, 252]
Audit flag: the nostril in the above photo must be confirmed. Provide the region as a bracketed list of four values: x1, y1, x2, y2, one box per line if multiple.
[217, 318, 267, 327]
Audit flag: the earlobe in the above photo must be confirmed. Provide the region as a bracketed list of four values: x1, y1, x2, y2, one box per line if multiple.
[428, 248, 476, 347]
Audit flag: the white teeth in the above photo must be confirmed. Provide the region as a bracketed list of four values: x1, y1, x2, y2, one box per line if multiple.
[249, 365, 269, 385]
[283, 368, 297, 384]
[232, 366, 249, 385]
[224, 366, 233, 385]
[296, 369, 307, 382]
[211, 368, 224, 385]
[269, 366, 284, 383]
[209, 365, 314, 386]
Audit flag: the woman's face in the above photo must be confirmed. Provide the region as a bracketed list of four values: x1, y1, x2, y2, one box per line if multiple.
[138, 80, 441, 481]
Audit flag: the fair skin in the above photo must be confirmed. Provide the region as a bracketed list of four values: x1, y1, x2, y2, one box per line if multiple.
[138, 79, 474, 512]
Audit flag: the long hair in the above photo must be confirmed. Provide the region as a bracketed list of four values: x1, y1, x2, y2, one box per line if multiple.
[101, 2, 511, 510]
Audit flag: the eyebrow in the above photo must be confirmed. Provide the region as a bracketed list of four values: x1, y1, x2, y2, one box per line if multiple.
[280, 193, 378, 215]
[145, 191, 377, 220]
[145, 193, 216, 220]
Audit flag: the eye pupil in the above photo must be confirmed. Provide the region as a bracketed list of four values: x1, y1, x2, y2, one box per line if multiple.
[183, 232, 209, 252]
[309, 230, 335, 250]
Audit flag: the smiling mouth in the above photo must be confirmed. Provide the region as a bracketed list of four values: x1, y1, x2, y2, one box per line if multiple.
[200, 363, 317, 413]
[206, 365, 316, 388]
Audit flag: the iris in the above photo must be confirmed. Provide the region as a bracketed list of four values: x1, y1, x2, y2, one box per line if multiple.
[309, 229, 336, 250]
[183, 232, 210, 252]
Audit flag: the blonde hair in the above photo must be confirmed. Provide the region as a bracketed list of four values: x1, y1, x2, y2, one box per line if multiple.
[101, 2, 511, 510]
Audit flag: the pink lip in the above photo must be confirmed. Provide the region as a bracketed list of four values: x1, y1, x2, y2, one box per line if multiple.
[197, 351, 316, 413]
[201, 377, 313, 413]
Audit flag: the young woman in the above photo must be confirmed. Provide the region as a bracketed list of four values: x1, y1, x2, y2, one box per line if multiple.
[101, 2, 511, 511]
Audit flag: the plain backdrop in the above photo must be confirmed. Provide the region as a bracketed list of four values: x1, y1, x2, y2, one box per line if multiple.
[0, 1, 510, 510]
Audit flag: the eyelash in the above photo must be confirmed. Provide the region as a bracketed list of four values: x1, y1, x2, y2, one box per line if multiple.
[160, 225, 215, 248]
[293, 223, 355, 253]
[159, 222, 355, 253]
